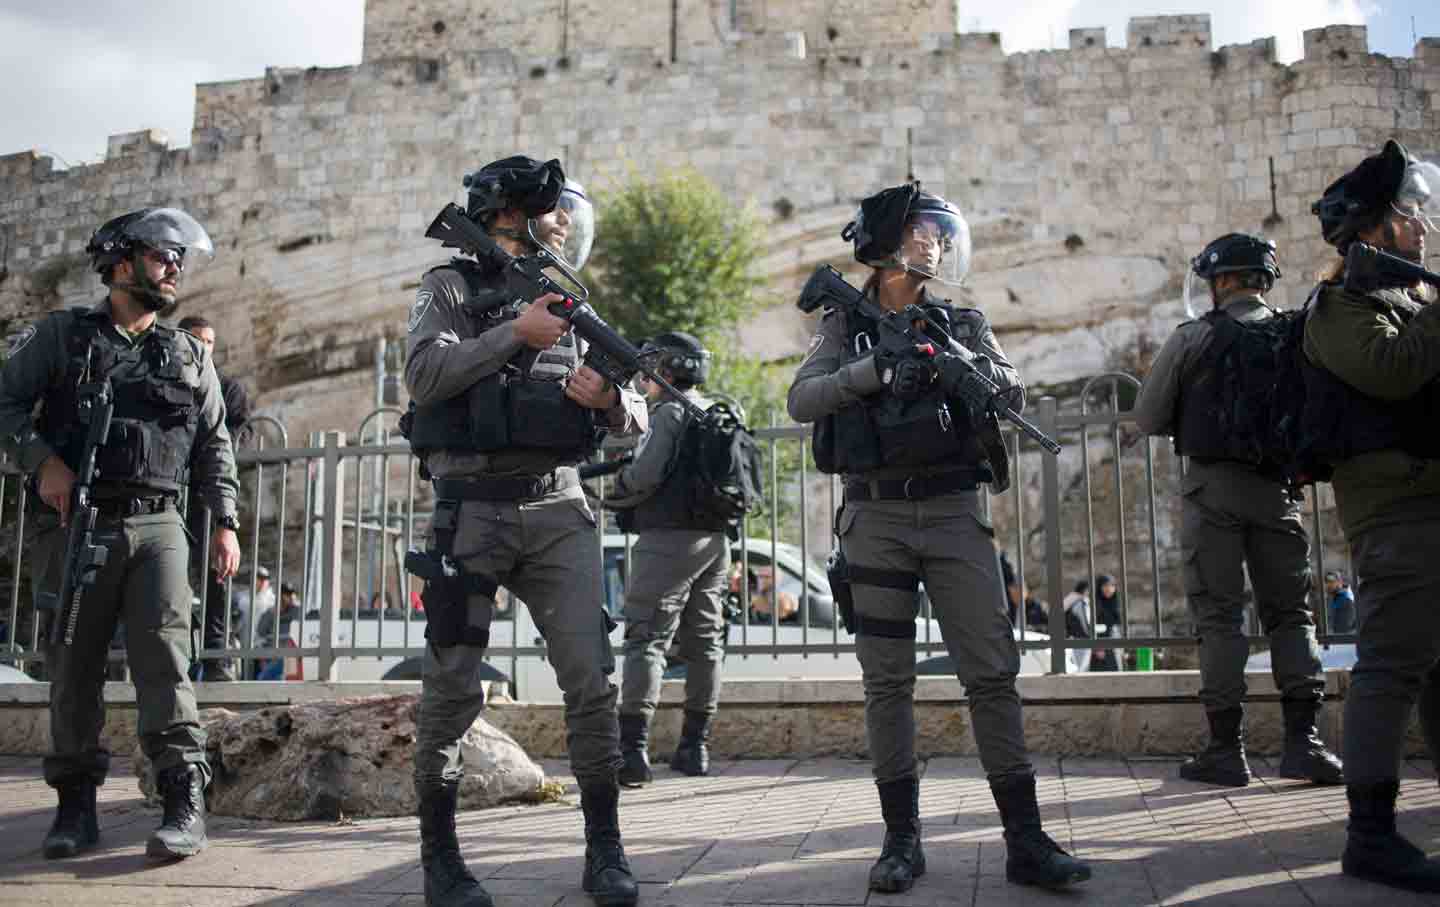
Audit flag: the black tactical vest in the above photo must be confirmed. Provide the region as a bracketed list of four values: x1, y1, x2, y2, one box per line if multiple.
[1174, 308, 1273, 464]
[37, 308, 203, 493]
[813, 300, 977, 475]
[621, 395, 728, 533]
[404, 260, 599, 461]
[1301, 285, 1440, 464]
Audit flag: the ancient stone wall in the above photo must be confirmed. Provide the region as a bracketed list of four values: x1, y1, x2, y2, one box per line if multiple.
[1, 6, 1437, 626]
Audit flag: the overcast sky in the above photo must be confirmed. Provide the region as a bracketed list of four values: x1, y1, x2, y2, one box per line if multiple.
[1, 1, 1433, 169]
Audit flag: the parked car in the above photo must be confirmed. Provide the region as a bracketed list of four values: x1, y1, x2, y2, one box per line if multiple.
[298, 534, 1081, 700]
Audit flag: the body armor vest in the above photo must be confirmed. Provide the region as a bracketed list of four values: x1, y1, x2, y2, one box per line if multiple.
[1174, 309, 1269, 465]
[37, 309, 202, 493]
[404, 260, 599, 462]
[622, 395, 728, 533]
[1301, 285, 1440, 464]
[814, 302, 976, 475]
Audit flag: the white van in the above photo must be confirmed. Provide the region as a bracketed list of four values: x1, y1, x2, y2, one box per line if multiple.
[297, 535, 1080, 700]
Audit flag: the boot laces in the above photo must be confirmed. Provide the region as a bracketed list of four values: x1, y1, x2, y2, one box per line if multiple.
[587, 836, 629, 874]
[161, 773, 199, 827]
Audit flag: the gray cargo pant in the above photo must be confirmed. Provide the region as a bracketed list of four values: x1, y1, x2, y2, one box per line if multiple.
[37, 508, 207, 787]
[1342, 516, 1440, 785]
[1181, 460, 1323, 712]
[838, 489, 1030, 783]
[619, 530, 729, 720]
[413, 484, 620, 787]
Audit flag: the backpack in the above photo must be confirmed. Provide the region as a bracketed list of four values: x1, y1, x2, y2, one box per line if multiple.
[1197, 295, 1331, 485]
[1064, 601, 1091, 640]
[683, 401, 764, 529]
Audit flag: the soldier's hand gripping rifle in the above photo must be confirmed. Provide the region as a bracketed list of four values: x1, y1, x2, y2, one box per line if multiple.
[798, 265, 1061, 492]
[424, 203, 709, 423]
[39, 349, 114, 647]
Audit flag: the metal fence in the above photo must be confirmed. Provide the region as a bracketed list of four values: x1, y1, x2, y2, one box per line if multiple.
[0, 376, 1356, 688]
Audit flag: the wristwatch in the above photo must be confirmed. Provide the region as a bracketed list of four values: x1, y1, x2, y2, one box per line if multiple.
[216, 514, 241, 532]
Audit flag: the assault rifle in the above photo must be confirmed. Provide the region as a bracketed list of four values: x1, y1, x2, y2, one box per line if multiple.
[1345, 242, 1440, 294]
[424, 203, 708, 422]
[798, 265, 1062, 492]
[38, 348, 114, 646]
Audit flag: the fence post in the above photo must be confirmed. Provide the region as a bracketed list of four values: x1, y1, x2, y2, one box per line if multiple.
[1037, 396, 1067, 675]
[317, 431, 346, 682]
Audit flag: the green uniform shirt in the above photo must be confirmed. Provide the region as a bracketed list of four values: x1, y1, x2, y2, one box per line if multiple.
[1302, 281, 1440, 535]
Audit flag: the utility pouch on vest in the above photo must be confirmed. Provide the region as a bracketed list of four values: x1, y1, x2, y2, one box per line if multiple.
[466, 376, 511, 450]
[814, 405, 883, 475]
[827, 549, 856, 634]
[874, 397, 964, 467]
[507, 379, 593, 450]
[94, 419, 148, 483]
[406, 500, 498, 648]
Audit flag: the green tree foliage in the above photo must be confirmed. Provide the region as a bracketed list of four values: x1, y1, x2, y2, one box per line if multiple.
[585, 168, 812, 538]
[587, 167, 766, 343]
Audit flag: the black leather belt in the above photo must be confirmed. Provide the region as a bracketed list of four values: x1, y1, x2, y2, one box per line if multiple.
[845, 468, 991, 502]
[433, 470, 577, 502]
[93, 496, 176, 518]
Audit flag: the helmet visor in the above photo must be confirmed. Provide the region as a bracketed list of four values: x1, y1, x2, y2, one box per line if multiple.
[1394, 161, 1440, 232]
[531, 182, 595, 270]
[895, 209, 972, 286]
[123, 208, 214, 259]
[1182, 265, 1209, 319]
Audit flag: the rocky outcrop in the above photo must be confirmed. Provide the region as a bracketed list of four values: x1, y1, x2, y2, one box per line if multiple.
[132, 694, 545, 819]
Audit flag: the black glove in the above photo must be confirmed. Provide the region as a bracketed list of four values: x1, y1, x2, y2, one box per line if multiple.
[875, 345, 935, 400]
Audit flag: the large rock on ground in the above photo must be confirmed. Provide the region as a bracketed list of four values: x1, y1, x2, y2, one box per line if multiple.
[133, 694, 546, 819]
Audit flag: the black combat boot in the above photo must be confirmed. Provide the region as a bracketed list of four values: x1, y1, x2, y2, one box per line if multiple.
[417, 780, 495, 907]
[42, 777, 99, 859]
[579, 781, 639, 906]
[146, 765, 208, 859]
[1342, 780, 1440, 892]
[1418, 667, 1440, 786]
[618, 713, 653, 788]
[1277, 699, 1344, 785]
[1179, 707, 1251, 787]
[868, 776, 925, 893]
[991, 773, 1092, 889]
[669, 709, 711, 777]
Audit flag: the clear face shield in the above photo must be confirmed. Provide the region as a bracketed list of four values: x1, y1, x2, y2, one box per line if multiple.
[1393, 160, 1440, 233]
[124, 207, 215, 274]
[1182, 266, 1210, 319]
[528, 180, 595, 271]
[894, 210, 972, 286]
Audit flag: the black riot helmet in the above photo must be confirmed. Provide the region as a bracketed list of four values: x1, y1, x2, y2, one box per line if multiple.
[85, 207, 214, 311]
[1183, 233, 1280, 316]
[462, 156, 566, 223]
[1312, 140, 1410, 251]
[842, 182, 972, 286]
[640, 331, 711, 388]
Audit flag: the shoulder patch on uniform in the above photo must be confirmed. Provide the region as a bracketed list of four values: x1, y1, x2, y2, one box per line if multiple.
[408, 289, 435, 332]
[6, 325, 36, 356]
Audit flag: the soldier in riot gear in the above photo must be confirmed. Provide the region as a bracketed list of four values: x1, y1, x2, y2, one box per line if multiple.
[606, 331, 729, 786]
[1133, 233, 1342, 789]
[0, 208, 241, 862]
[1302, 139, 1440, 892]
[787, 185, 1091, 895]
[404, 156, 648, 907]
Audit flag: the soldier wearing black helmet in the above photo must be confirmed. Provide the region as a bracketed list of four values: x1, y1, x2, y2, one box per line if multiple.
[605, 331, 730, 786]
[788, 185, 1091, 895]
[1302, 139, 1440, 893]
[1133, 233, 1342, 789]
[403, 156, 647, 907]
[0, 208, 241, 862]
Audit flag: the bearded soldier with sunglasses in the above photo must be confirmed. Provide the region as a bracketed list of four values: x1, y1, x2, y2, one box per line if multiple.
[0, 208, 241, 862]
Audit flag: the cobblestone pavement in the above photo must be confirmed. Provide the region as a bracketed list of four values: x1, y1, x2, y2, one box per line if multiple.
[0, 753, 1436, 906]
